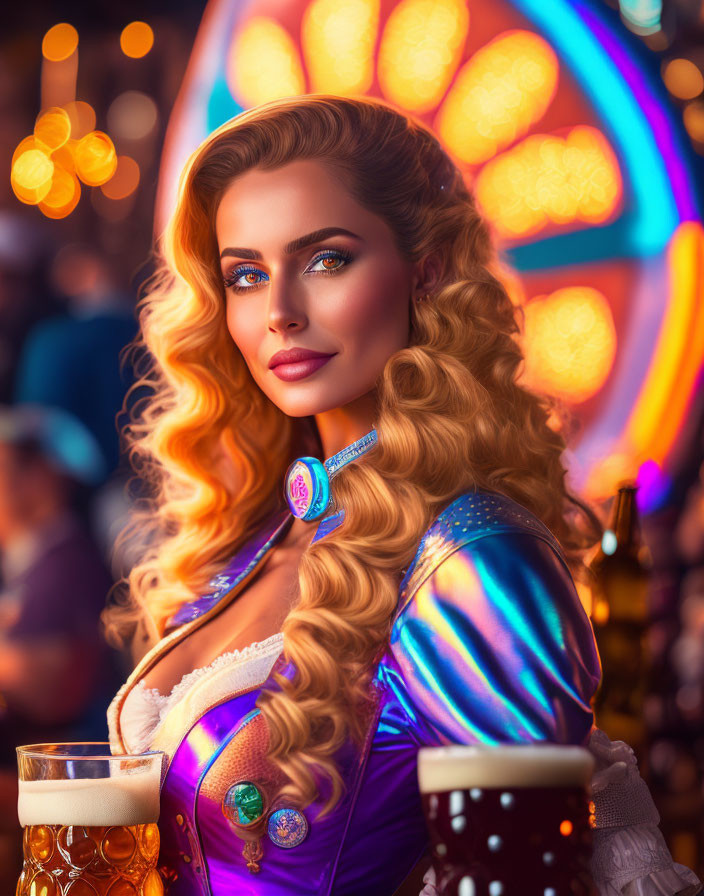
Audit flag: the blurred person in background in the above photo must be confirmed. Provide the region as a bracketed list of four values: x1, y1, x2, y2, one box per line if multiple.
[0, 404, 120, 887]
[13, 243, 137, 475]
[0, 211, 58, 403]
[13, 243, 140, 570]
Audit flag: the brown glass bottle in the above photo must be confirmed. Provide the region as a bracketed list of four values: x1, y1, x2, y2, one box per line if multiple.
[590, 481, 652, 761]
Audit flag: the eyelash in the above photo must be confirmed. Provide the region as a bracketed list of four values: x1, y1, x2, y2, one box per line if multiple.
[223, 248, 354, 293]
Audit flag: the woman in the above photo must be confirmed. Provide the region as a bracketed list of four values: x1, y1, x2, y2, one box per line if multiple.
[106, 95, 699, 895]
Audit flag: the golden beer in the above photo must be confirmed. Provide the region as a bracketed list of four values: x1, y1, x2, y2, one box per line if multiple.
[16, 744, 164, 896]
[19, 823, 162, 895]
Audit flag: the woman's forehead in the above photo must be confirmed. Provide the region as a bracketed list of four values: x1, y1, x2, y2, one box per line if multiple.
[214, 162, 393, 254]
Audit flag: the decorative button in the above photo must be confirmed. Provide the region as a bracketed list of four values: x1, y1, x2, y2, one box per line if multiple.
[267, 808, 309, 848]
[223, 782, 264, 826]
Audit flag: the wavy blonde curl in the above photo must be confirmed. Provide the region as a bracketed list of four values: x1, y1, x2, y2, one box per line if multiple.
[104, 94, 602, 817]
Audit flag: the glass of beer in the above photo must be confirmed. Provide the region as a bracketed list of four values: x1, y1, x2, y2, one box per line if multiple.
[16, 742, 164, 896]
[418, 744, 597, 896]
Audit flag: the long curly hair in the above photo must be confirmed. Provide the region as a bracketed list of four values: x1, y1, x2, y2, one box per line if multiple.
[105, 94, 602, 816]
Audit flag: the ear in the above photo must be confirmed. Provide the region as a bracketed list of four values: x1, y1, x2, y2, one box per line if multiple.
[412, 251, 443, 295]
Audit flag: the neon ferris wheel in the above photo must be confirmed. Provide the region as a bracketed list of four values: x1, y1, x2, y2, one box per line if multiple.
[156, 0, 704, 509]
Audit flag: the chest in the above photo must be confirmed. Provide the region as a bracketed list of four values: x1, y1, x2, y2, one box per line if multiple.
[142, 524, 309, 697]
[155, 651, 431, 896]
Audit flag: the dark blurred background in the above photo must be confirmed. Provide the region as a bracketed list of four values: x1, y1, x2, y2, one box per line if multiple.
[1, 0, 704, 889]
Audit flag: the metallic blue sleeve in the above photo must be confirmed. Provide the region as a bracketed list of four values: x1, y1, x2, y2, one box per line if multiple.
[390, 530, 601, 747]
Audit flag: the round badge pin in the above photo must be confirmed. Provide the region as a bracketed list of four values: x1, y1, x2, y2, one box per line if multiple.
[267, 808, 309, 848]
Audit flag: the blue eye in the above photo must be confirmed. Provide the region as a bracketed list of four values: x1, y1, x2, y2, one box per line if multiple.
[223, 248, 353, 293]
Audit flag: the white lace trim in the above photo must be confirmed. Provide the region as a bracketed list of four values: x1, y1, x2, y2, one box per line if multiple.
[119, 632, 284, 754]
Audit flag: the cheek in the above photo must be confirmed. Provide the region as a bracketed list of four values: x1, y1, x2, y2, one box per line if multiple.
[327, 264, 410, 352]
[225, 299, 260, 362]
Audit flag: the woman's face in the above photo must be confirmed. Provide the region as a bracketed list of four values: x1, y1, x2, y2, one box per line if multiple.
[215, 159, 419, 418]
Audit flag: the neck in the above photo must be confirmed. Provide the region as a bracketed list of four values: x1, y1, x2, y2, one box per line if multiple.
[314, 390, 378, 459]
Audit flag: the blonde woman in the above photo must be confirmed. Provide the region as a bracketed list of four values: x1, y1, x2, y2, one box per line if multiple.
[106, 95, 699, 896]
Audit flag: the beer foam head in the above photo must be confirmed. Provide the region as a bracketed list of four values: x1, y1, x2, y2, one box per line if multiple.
[18, 765, 161, 827]
[418, 744, 595, 793]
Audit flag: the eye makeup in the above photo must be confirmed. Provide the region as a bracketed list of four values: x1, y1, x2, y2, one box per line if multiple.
[223, 247, 354, 293]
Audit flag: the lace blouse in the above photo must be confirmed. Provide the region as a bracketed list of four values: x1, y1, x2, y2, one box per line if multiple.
[113, 632, 285, 754]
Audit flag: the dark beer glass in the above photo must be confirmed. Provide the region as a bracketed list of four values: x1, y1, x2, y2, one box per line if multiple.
[419, 744, 596, 896]
[16, 743, 164, 896]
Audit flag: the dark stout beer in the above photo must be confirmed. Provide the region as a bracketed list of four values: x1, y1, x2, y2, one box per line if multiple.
[419, 744, 597, 896]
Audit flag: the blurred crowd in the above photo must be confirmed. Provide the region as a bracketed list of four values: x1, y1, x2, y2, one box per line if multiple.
[0, 221, 139, 882]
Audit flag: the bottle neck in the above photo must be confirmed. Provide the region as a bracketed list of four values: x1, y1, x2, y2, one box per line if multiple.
[609, 484, 641, 552]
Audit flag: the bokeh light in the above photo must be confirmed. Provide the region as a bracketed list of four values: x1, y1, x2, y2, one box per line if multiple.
[73, 131, 118, 186]
[34, 107, 71, 153]
[436, 30, 559, 165]
[522, 286, 617, 403]
[120, 21, 154, 59]
[378, 0, 469, 113]
[227, 18, 306, 106]
[101, 155, 140, 200]
[63, 100, 96, 140]
[683, 100, 704, 144]
[52, 141, 77, 174]
[107, 91, 158, 141]
[475, 126, 622, 238]
[42, 23, 79, 62]
[38, 166, 81, 219]
[11, 149, 55, 205]
[301, 0, 379, 95]
[662, 58, 704, 101]
[12, 136, 43, 168]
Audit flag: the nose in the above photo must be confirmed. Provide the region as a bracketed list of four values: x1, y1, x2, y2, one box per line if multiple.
[266, 277, 307, 333]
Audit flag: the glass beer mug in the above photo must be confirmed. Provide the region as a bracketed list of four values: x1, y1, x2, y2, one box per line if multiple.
[419, 744, 597, 896]
[16, 743, 164, 896]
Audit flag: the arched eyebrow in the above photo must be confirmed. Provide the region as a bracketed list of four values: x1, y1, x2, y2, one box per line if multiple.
[219, 227, 362, 261]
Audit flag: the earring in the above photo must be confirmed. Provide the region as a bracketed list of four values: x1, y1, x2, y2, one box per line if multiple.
[415, 292, 431, 303]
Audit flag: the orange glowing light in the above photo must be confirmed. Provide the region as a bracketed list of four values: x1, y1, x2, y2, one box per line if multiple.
[73, 131, 118, 186]
[560, 820, 573, 836]
[301, 0, 379, 95]
[586, 241, 704, 495]
[11, 149, 55, 205]
[120, 21, 154, 58]
[38, 166, 81, 219]
[34, 107, 72, 152]
[101, 155, 140, 200]
[63, 100, 96, 139]
[228, 18, 306, 106]
[378, 0, 469, 113]
[522, 287, 617, 403]
[684, 101, 704, 144]
[42, 23, 79, 62]
[624, 223, 704, 466]
[663, 58, 704, 101]
[476, 127, 622, 238]
[437, 30, 559, 165]
[592, 600, 609, 625]
[52, 140, 77, 174]
[12, 136, 43, 168]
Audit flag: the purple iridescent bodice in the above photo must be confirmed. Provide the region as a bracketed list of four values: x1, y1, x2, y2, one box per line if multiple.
[110, 491, 600, 895]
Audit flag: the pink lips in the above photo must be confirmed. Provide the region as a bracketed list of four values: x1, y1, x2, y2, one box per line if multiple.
[268, 348, 336, 382]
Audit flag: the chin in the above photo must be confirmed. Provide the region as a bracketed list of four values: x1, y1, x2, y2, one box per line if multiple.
[271, 392, 346, 418]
